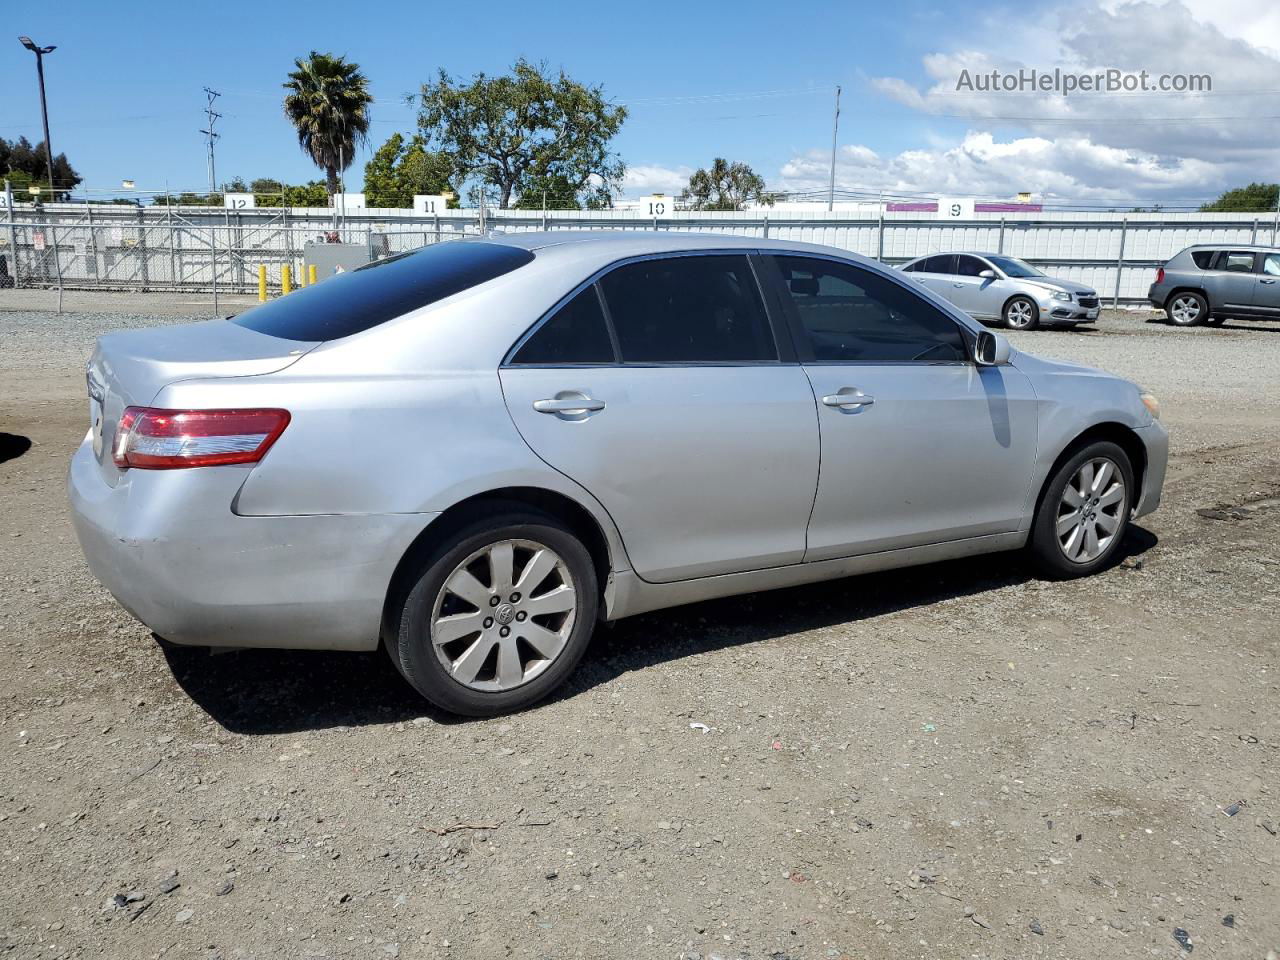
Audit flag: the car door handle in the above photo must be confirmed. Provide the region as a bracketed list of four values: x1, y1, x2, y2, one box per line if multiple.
[952, 282, 965, 287]
[1261, 278, 1277, 284]
[533, 394, 606, 415]
[821, 391, 875, 409]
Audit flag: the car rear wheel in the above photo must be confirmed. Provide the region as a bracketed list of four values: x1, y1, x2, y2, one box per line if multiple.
[1167, 291, 1207, 326]
[1029, 441, 1133, 579]
[391, 509, 598, 716]
[1002, 296, 1040, 330]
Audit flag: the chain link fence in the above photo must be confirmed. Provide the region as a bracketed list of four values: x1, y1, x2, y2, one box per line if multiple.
[0, 216, 479, 314]
[2, 203, 1276, 315]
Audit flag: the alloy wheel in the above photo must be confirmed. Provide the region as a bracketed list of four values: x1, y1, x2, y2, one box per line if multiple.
[1056, 457, 1127, 563]
[1006, 299, 1035, 328]
[430, 539, 578, 692]
[1170, 295, 1202, 324]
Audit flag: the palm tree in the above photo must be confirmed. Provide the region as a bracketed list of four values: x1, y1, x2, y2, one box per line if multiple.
[282, 52, 373, 199]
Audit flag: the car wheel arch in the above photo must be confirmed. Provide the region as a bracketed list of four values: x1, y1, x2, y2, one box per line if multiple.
[1033, 422, 1147, 519]
[381, 486, 619, 645]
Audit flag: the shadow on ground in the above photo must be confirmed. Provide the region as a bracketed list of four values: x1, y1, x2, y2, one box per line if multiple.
[0, 433, 32, 465]
[164, 526, 1158, 736]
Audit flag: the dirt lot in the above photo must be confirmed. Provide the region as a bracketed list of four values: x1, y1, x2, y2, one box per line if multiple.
[1, 307, 1277, 960]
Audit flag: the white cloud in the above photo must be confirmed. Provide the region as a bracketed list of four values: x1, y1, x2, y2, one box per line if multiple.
[623, 163, 693, 195]
[791, 0, 1280, 203]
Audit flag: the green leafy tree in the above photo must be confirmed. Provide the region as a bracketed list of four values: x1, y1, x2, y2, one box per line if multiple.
[680, 158, 775, 211]
[1200, 182, 1279, 212]
[1, 135, 81, 200]
[283, 51, 373, 199]
[513, 172, 582, 210]
[415, 59, 627, 209]
[363, 133, 457, 207]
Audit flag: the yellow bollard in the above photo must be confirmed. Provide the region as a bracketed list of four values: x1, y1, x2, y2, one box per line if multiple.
[257, 264, 267, 302]
[308, 264, 317, 286]
[298, 264, 307, 288]
[281, 264, 293, 295]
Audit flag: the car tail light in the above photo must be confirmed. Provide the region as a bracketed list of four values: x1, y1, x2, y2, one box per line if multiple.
[112, 407, 290, 469]
[1156, 267, 1165, 284]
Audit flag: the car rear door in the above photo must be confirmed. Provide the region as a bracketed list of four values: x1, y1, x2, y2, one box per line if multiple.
[1209, 250, 1262, 313]
[906, 255, 958, 302]
[763, 254, 1039, 560]
[947, 255, 998, 317]
[499, 252, 820, 583]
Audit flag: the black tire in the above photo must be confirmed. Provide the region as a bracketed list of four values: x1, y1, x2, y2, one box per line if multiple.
[1166, 290, 1207, 326]
[1002, 295, 1040, 330]
[1029, 440, 1134, 580]
[391, 508, 598, 716]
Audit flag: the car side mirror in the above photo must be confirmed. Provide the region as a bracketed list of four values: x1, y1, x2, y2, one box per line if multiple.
[978, 269, 996, 279]
[975, 330, 1011, 366]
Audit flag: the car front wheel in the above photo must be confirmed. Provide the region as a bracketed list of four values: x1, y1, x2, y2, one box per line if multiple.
[391, 508, 598, 716]
[1002, 295, 1040, 330]
[1029, 441, 1133, 579]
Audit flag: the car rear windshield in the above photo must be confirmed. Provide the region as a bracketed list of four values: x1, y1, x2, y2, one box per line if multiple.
[230, 241, 535, 341]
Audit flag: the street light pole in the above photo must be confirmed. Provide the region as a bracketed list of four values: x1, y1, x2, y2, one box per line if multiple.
[18, 37, 57, 195]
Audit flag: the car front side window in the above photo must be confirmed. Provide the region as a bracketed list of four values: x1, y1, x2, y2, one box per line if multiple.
[772, 256, 968, 364]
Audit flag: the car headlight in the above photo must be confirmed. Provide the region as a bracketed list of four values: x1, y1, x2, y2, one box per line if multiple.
[1140, 393, 1161, 420]
[1051, 290, 1073, 302]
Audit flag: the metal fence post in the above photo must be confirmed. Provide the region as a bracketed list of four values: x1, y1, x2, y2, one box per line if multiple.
[762, 214, 769, 240]
[136, 206, 150, 291]
[49, 219, 65, 313]
[211, 223, 220, 317]
[1113, 217, 1127, 308]
[998, 217, 1006, 255]
[1251, 218, 1258, 245]
[4, 181, 19, 288]
[876, 206, 884, 262]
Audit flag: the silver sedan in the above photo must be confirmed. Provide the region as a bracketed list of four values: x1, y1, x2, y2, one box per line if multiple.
[69, 232, 1167, 715]
[898, 252, 1101, 329]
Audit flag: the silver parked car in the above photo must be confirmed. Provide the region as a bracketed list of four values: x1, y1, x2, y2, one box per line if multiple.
[69, 232, 1167, 716]
[1147, 244, 1280, 326]
[898, 252, 1101, 330]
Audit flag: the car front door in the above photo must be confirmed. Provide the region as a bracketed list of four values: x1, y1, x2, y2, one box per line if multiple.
[1210, 250, 1262, 314]
[499, 252, 820, 583]
[1254, 252, 1280, 316]
[764, 254, 1039, 561]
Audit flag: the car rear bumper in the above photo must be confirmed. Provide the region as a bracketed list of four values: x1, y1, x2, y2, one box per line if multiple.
[67, 436, 434, 651]
[1132, 421, 1169, 519]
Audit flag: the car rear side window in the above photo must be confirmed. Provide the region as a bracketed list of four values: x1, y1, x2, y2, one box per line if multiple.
[1220, 251, 1257, 273]
[772, 255, 967, 364]
[919, 255, 956, 275]
[230, 241, 535, 341]
[510, 285, 616, 365]
[1190, 250, 1218, 269]
[598, 255, 776, 363]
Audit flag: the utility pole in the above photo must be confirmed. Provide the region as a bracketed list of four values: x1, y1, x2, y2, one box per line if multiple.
[200, 87, 221, 195]
[827, 85, 841, 212]
[18, 38, 57, 195]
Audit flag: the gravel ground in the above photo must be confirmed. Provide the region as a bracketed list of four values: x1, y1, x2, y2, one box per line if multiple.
[1, 308, 1278, 960]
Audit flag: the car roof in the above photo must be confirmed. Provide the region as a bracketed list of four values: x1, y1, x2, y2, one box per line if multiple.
[902, 251, 1006, 260]
[1182, 243, 1279, 251]
[474, 229, 872, 260]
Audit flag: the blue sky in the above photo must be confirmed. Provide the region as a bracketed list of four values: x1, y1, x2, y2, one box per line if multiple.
[3, 0, 1277, 203]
